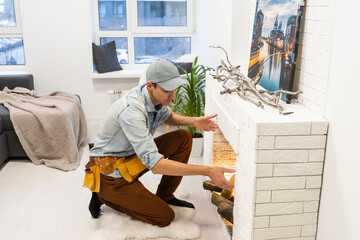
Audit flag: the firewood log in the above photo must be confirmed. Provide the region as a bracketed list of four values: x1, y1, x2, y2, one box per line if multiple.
[221, 174, 235, 200]
[211, 192, 234, 207]
[203, 180, 223, 193]
[224, 219, 233, 237]
[217, 202, 233, 224]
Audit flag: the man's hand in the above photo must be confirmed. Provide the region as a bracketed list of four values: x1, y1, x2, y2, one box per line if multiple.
[208, 166, 235, 189]
[194, 114, 219, 132]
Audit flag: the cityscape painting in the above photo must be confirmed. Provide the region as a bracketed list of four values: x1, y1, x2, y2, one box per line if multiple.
[248, 0, 304, 102]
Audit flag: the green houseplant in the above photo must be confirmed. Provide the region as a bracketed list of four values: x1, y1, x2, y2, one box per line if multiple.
[172, 56, 213, 138]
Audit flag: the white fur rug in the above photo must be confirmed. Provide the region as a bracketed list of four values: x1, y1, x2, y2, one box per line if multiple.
[79, 178, 201, 240]
[86, 205, 200, 240]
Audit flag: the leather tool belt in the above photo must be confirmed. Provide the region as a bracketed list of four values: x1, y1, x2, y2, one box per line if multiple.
[83, 155, 147, 192]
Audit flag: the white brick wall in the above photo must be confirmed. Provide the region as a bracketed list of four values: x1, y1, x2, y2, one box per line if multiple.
[306, 176, 322, 188]
[308, 149, 325, 162]
[271, 189, 320, 202]
[253, 226, 301, 240]
[255, 202, 304, 216]
[301, 225, 317, 237]
[205, 77, 328, 240]
[294, 2, 335, 115]
[273, 163, 323, 176]
[256, 191, 271, 203]
[254, 216, 269, 228]
[274, 136, 326, 149]
[259, 123, 311, 136]
[304, 201, 319, 213]
[270, 213, 318, 227]
[257, 177, 306, 190]
[257, 150, 309, 163]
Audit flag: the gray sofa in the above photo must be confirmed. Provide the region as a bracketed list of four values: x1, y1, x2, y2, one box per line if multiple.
[0, 74, 34, 167]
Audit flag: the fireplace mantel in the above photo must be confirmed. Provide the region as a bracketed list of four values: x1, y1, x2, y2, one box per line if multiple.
[204, 76, 328, 240]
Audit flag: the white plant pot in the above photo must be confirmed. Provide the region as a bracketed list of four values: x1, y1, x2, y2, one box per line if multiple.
[190, 137, 204, 157]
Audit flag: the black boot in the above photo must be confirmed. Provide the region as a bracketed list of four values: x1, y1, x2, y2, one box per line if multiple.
[88, 192, 103, 218]
[166, 197, 195, 209]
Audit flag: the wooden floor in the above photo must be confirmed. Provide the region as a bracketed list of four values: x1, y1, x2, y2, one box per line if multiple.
[0, 142, 230, 240]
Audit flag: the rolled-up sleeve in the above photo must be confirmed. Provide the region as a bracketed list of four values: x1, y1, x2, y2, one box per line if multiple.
[118, 106, 162, 169]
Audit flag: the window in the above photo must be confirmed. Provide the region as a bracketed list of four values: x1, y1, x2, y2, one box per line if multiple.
[134, 37, 190, 64]
[0, 0, 16, 27]
[93, 0, 194, 67]
[137, 0, 187, 26]
[98, 0, 127, 31]
[0, 37, 24, 65]
[0, 0, 25, 66]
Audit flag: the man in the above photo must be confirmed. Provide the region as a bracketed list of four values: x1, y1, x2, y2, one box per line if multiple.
[84, 59, 234, 227]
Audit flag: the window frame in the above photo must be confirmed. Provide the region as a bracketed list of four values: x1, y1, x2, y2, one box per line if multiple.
[93, 0, 195, 68]
[0, 0, 25, 69]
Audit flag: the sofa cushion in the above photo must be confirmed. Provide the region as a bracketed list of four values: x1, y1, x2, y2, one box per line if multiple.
[0, 73, 34, 160]
[0, 104, 13, 131]
[6, 131, 26, 157]
[173, 62, 193, 75]
[92, 41, 123, 73]
[0, 74, 34, 131]
[0, 115, 3, 133]
[0, 74, 34, 91]
[0, 117, 8, 165]
[0, 133, 8, 165]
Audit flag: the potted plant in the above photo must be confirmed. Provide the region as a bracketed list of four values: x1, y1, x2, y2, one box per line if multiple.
[172, 56, 213, 156]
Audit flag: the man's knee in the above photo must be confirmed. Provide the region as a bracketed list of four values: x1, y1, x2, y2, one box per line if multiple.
[177, 129, 192, 138]
[155, 208, 175, 227]
[176, 129, 193, 144]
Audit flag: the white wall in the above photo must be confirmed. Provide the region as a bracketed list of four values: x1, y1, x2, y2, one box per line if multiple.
[18, 0, 139, 139]
[316, 0, 360, 239]
[195, 0, 233, 68]
[231, 0, 251, 73]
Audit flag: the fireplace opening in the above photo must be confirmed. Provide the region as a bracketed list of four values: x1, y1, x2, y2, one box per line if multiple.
[212, 129, 236, 181]
[203, 128, 236, 238]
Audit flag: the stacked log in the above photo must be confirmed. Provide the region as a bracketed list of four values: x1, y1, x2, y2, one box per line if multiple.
[217, 202, 233, 224]
[223, 219, 233, 237]
[211, 192, 234, 208]
[203, 174, 235, 228]
[203, 180, 224, 193]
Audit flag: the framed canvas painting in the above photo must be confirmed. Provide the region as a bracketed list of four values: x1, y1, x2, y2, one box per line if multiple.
[248, 0, 305, 102]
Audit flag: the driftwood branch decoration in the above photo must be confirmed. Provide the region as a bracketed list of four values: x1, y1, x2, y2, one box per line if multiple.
[210, 46, 303, 115]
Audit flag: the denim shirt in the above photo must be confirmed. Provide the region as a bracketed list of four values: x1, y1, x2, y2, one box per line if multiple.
[89, 84, 171, 178]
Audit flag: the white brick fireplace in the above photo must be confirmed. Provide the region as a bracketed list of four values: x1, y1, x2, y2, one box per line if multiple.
[204, 76, 328, 240]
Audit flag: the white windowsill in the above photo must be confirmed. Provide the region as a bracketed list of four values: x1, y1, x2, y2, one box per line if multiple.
[91, 69, 143, 79]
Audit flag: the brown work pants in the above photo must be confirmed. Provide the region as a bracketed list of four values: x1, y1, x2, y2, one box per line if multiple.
[97, 129, 192, 227]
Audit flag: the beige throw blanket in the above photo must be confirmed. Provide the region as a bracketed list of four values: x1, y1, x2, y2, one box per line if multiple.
[0, 87, 87, 171]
